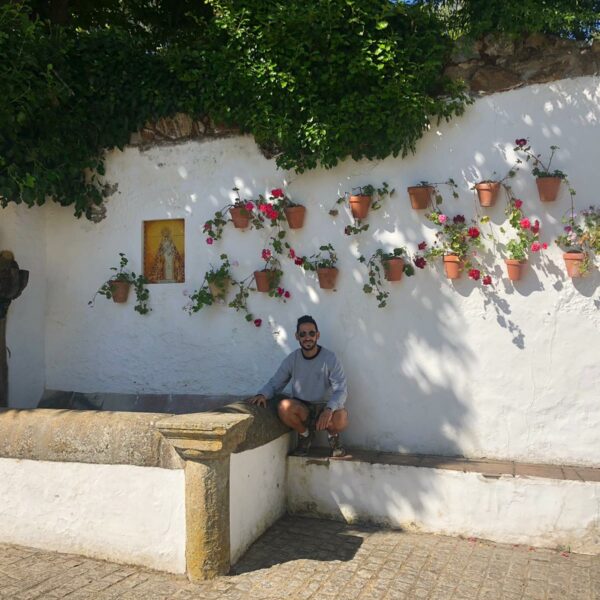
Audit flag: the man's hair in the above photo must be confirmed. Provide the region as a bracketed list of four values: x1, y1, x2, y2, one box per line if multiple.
[296, 315, 318, 332]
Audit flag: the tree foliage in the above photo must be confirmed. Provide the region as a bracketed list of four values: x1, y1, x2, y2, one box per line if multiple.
[0, 0, 597, 217]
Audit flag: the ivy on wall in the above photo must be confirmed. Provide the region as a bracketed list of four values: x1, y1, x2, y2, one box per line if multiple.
[1, 0, 597, 218]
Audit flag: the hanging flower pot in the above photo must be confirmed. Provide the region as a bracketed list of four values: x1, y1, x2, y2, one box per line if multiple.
[382, 258, 405, 282]
[254, 270, 277, 292]
[563, 252, 586, 278]
[109, 280, 131, 303]
[230, 206, 251, 228]
[475, 182, 501, 207]
[443, 255, 463, 279]
[284, 205, 306, 229]
[504, 259, 526, 281]
[349, 195, 372, 219]
[316, 267, 338, 290]
[535, 177, 561, 202]
[208, 278, 230, 300]
[407, 186, 434, 210]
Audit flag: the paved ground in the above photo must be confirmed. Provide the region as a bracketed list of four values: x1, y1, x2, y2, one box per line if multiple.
[0, 516, 598, 599]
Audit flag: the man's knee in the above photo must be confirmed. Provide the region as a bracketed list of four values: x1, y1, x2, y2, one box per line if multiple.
[277, 398, 295, 417]
[331, 408, 349, 432]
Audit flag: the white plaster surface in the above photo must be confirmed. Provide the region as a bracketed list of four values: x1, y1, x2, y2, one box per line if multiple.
[230, 434, 291, 564]
[0, 458, 186, 572]
[9, 76, 600, 465]
[0, 203, 46, 407]
[287, 459, 600, 554]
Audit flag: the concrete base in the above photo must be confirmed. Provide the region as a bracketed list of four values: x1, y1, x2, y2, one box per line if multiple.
[287, 451, 600, 555]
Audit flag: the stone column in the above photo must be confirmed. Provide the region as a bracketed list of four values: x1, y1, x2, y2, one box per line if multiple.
[157, 412, 252, 581]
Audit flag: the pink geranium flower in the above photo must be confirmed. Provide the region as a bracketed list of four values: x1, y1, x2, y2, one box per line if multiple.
[206, 237, 213, 245]
[262, 248, 272, 260]
[531, 242, 541, 252]
[520, 218, 531, 230]
[438, 214, 447, 224]
[244, 201, 254, 211]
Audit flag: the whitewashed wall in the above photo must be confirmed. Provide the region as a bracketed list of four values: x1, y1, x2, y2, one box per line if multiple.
[0, 458, 186, 572]
[230, 434, 291, 564]
[15, 76, 600, 466]
[0, 203, 46, 407]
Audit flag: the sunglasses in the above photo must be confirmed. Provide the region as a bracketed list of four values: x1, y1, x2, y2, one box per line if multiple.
[298, 331, 317, 338]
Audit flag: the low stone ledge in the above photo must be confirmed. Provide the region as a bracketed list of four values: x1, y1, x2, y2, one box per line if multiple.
[0, 409, 182, 469]
[297, 448, 600, 482]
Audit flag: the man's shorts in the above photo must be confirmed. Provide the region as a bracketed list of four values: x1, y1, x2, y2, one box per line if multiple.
[275, 394, 327, 427]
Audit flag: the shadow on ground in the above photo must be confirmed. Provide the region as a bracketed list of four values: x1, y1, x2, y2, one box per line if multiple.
[231, 516, 367, 574]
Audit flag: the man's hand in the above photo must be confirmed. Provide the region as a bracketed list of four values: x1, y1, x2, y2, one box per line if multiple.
[316, 408, 333, 431]
[248, 394, 267, 408]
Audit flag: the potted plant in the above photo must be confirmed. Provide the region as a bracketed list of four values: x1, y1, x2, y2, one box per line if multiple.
[501, 198, 546, 281]
[555, 206, 600, 277]
[358, 248, 415, 307]
[418, 212, 486, 280]
[89, 253, 151, 314]
[514, 138, 570, 202]
[407, 179, 458, 210]
[297, 244, 339, 289]
[203, 187, 265, 243]
[254, 248, 283, 293]
[471, 168, 517, 208]
[185, 254, 232, 313]
[269, 187, 306, 229]
[331, 183, 393, 235]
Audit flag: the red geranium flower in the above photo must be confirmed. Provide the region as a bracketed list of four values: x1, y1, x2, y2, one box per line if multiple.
[453, 215, 466, 224]
[531, 219, 540, 234]
[277, 287, 284, 296]
[468, 227, 480, 239]
[531, 242, 541, 252]
[418, 241, 427, 251]
[254, 319, 262, 327]
[244, 201, 254, 212]
[482, 275, 492, 285]
[468, 268, 481, 281]
[542, 242, 548, 250]
[514, 199, 523, 209]
[271, 188, 284, 198]
[206, 237, 213, 245]
[294, 257, 304, 266]
[520, 218, 531, 230]
[262, 248, 272, 261]
[203, 222, 211, 231]
[515, 138, 527, 147]
[284, 291, 290, 298]
[288, 248, 296, 259]
[414, 256, 427, 269]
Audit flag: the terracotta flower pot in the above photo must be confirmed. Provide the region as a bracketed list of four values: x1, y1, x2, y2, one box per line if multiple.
[284, 205, 306, 229]
[208, 278, 230, 300]
[230, 206, 251, 228]
[407, 186, 433, 210]
[316, 267, 338, 290]
[443, 255, 463, 279]
[535, 176, 562, 202]
[109, 280, 131, 303]
[349, 195, 372, 219]
[254, 270, 277, 292]
[504, 259, 526, 281]
[475, 182, 501, 207]
[563, 252, 586, 278]
[383, 258, 404, 282]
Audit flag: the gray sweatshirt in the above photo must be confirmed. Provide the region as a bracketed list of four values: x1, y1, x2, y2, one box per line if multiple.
[257, 346, 347, 411]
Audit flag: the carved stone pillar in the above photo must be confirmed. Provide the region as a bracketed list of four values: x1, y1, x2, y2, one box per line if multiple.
[157, 412, 252, 581]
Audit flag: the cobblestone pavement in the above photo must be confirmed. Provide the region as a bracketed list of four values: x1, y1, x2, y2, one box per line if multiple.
[0, 516, 598, 599]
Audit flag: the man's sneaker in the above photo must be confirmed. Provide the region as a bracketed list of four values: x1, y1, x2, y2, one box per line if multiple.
[328, 433, 346, 458]
[292, 429, 314, 456]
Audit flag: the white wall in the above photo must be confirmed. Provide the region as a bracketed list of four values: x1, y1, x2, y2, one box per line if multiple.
[40, 76, 600, 465]
[0, 458, 186, 572]
[230, 434, 290, 564]
[0, 204, 46, 407]
[287, 459, 600, 555]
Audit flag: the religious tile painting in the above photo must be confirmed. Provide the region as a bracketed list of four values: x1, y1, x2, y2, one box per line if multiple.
[143, 219, 185, 283]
